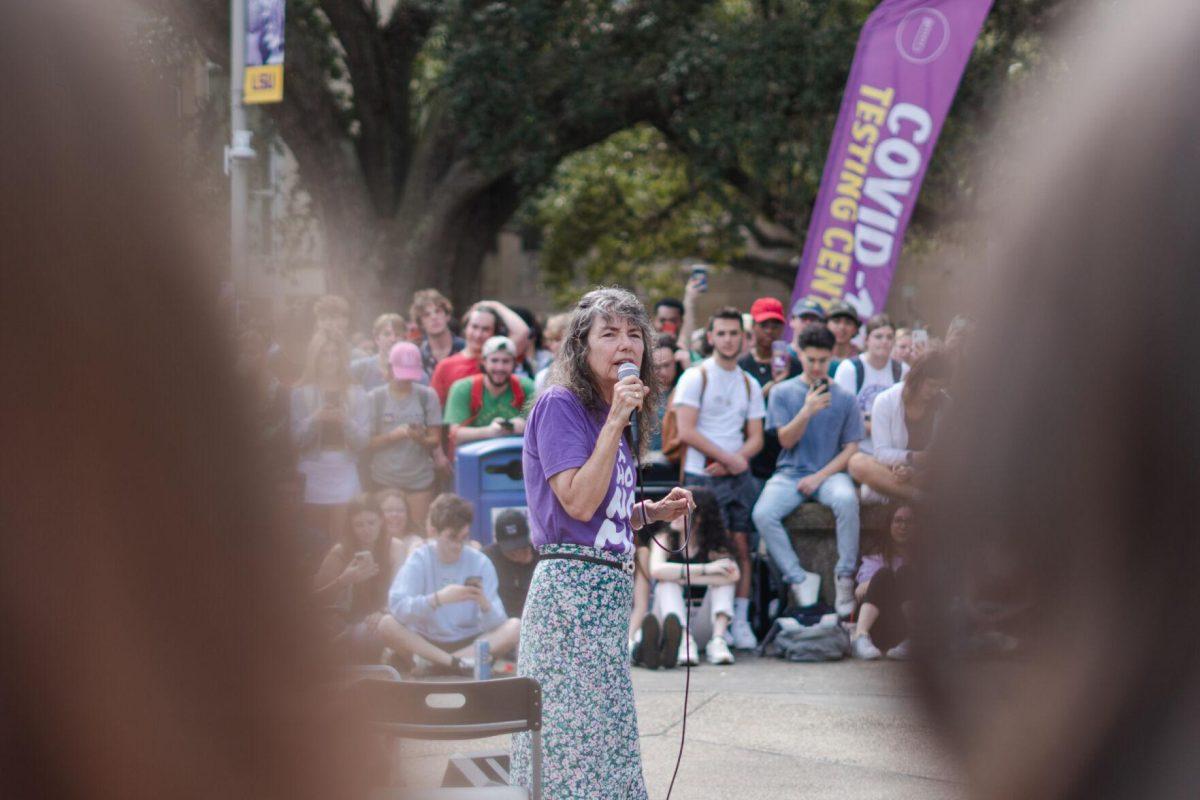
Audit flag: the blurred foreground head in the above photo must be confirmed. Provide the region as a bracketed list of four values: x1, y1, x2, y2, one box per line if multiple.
[920, 1, 1200, 798]
[0, 2, 357, 798]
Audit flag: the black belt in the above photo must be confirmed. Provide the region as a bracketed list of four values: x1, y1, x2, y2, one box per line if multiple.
[540, 552, 635, 576]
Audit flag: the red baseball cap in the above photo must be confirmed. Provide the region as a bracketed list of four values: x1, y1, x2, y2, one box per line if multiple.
[750, 297, 786, 324]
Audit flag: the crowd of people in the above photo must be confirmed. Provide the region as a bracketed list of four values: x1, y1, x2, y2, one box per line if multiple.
[236, 278, 981, 675]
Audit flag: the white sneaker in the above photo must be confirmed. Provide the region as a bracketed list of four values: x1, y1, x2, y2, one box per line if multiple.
[678, 635, 700, 666]
[887, 640, 911, 660]
[729, 619, 758, 650]
[789, 571, 821, 608]
[835, 576, 856, 619]
[705, 636, 735, 665]
[851, 635, 883, 661]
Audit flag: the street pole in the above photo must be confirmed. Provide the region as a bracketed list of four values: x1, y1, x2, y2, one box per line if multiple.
[226, 0, 255, 298]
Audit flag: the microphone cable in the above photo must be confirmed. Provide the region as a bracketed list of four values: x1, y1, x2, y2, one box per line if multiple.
[630, 418, 692, 800]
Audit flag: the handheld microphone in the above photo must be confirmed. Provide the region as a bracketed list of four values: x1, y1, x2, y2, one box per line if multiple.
[616, 360, 640, 446]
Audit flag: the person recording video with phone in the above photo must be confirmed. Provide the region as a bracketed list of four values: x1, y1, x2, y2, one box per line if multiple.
[291, 329, 370, 543]
[512, 287, 693, 800]
[443, 336, 534, 452]
[388, 493, 519, 669]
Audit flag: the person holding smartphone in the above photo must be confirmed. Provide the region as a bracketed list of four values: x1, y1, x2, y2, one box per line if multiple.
[443, 336, 534, 452]
[751, 325, 864, 619]
[291, 329, 370, 543]
[366, 342, 442, 532]
[388, 493, 519, 666]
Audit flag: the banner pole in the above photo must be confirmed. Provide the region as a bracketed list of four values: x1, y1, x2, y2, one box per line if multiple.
[227, 0, 255, 296]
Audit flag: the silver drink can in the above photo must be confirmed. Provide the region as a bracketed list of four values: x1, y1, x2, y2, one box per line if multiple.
[474, 639, 491, 681]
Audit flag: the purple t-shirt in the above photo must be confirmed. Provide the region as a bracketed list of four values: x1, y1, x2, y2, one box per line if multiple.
[523, 385, 636, 555]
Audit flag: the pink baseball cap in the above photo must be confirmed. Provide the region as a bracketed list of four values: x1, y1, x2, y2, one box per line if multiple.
[388, 342, 424, 381]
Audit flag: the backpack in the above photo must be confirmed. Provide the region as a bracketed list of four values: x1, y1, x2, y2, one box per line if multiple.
[851, 357, 903, 394]
[463, 373, 526, 427]
[660, 365, 752, 472]
[759, 617, 850, 662]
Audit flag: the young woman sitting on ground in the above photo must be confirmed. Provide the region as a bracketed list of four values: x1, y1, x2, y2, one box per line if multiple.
[313, 494, 473, 674]
[638, 487, 740, 668]
[851, 504, 914, 660]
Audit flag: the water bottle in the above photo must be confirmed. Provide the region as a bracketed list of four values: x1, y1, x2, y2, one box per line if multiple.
[474, 639, 491, 681]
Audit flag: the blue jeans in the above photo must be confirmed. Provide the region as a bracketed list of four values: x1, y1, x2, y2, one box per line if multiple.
[751, 470, 860, 581]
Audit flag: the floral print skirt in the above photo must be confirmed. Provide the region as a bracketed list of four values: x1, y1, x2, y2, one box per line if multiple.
[511, 544, 647, 799]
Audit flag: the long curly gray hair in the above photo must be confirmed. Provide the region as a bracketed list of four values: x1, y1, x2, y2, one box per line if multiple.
[548, 287, 662, 455]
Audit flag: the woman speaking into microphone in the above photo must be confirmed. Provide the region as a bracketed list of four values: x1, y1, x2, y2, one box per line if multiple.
[512, 287, 693, 799]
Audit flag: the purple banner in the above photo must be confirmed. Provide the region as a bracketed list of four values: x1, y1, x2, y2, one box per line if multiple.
[791, 0, 993, 319]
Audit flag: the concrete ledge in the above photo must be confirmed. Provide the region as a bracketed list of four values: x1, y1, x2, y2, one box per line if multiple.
[783, 503, 895, 605]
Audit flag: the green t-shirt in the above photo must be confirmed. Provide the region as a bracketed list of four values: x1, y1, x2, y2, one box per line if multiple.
[444, 375, 535, 427]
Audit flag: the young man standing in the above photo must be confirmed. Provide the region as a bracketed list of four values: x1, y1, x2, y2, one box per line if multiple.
[740, 297, 803, 397]
[351, 313, 405, 391]
[826, 301, 862, 361]
[832, 313, 908, 448]
[740, 298, 803, 482]
[788, 298, 826, 355]
[752, 326, 863, 619]
[430, 301, 530, 404]
[410, 289, 465, 379]
[444, 336, 534, 447]
[673, 307, 766, 649]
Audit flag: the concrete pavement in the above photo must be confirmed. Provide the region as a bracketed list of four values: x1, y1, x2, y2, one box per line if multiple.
[393, 655, 963, 799]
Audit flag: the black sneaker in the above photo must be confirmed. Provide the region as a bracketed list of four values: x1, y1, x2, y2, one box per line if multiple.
[660, 614, 683, 670]
[634, 615, 661, 669]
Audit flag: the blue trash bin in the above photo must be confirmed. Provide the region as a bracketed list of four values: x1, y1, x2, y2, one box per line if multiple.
[454, 436, 527, 545]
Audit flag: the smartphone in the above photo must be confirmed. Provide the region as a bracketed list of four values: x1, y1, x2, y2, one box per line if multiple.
[690, 264, 710, 293]
[498, 419, 514, 432]
[771, 340, 790, 372]
[813, 378, 829, 392]
[911, 329, 929, 349]
[464, 575, 483, 590]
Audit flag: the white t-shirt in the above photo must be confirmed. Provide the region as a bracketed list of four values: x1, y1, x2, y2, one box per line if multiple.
[672, 358, 766, 476]
[832, 356, 909, 454]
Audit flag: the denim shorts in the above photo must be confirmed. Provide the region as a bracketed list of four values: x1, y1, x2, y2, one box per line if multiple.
[683, 470, 762, 545]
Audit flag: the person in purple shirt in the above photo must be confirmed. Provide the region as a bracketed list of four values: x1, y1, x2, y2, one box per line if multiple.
[512, 287, 693, 800]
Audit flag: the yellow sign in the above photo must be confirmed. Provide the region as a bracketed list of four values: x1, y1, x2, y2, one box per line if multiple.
[244, 65, 284, 104]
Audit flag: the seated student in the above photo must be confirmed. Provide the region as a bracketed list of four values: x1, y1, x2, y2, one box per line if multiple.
[641, 488, 740, 668]
[313, 494, 473, 674]
[377, 488, 424, 566]
[832, 313, 909, 451]
[444, 336, 535, 449]
[848, 351, 951, 503]
[388, 493, 521, 661]
[483, 509, 539, 620]
[851, 505, 914, 660]
[751, 325, 863, 618]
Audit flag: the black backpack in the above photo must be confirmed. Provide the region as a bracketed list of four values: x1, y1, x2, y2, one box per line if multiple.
[851, 357, 903, 393]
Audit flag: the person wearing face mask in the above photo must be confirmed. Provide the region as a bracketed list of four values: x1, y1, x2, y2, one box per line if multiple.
[833, 313, 909, 449]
